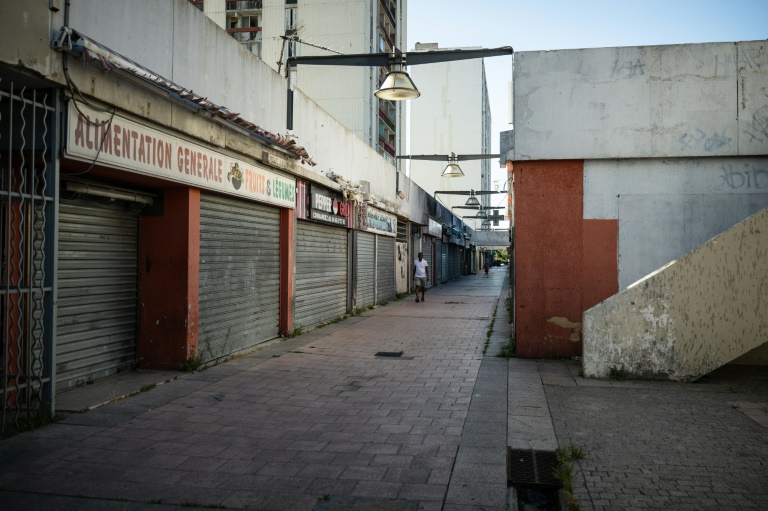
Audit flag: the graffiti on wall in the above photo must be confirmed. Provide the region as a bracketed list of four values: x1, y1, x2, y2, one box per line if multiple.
[744, 104, 768, 143]
[720, 164, 768, 190]
[612, 59, 645, 78]
[679, 129, 732, 152]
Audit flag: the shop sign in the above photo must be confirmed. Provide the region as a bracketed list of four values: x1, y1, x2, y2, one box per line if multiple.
[364, 206, 396, 237]
[427, 217, 442, 237]
[309, 184, 349, 226]
[64, 102, 295, 209]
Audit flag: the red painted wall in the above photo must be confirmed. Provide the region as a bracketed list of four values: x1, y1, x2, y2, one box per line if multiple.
[582, 219, 619, 311]
[279, 208, 295, 335]
[514, 160, 585, 358]
[138, 188, 200, 369]
[513, 161, 620, 358]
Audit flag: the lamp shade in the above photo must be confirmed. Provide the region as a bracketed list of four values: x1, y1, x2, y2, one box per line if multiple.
[465, 192, 481, 207]
[441, 153, 464, 177]
[476, 210, 488, 219]
[374, 69, 420, 100]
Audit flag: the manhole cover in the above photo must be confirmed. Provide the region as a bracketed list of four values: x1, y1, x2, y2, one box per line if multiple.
[507, 448, 561, 488]
[375, 351, 403, 357]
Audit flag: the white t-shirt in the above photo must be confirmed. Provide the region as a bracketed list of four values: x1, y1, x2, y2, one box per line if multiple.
[414, 258, 428, 278]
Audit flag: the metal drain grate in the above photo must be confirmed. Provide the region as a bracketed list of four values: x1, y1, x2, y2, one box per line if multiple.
[375, 351, 404, 357]
[507, 448, 561, 488]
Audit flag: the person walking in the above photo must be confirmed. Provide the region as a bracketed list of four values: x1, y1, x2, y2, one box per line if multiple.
[484, 258, 490, 277]
[413, 251, 429, 302]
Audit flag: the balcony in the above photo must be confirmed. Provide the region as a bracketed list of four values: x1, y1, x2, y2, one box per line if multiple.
[378, 137, 396, 158]
[378, 0, 396, 26]
[226, 0, 263, 10]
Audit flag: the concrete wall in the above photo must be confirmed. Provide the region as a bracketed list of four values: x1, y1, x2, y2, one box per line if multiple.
[513, 41, 768, 161]
[509, 40, 768, 360]
[585, 157, 768, 288]
[583, 207, 768, 381]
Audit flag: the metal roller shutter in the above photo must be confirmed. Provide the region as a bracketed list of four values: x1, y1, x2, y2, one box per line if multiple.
[356, 232, 375, 308]
[422, 236, 434, 289]
[455, 247, 464, 277]
[437, 238, 446, 284]
[376, 235, 395, 302]
[199, 194, 280, 359]
[57, 198, 140, 391]
[295, 222, 348, 329]
[447, 245, 456, 281]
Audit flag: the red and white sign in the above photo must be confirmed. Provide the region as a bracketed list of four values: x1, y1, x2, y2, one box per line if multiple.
[65, 102, 296, 209]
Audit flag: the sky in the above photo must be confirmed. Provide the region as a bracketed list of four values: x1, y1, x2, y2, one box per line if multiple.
[406, 0, 768, 211]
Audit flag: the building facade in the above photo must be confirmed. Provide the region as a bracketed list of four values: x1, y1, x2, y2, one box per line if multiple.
[0, 0, 470, 429]
[506, 41, 768, 369]
[190, 0, 407, 166]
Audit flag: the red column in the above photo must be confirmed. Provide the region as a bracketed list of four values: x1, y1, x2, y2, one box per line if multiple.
[514, 160, 584, 359]
[279, 208, 295, 335]
[138, 188, 200, 369]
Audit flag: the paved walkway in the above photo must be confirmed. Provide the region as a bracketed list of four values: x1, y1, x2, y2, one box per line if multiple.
[2, 266, 768, 511]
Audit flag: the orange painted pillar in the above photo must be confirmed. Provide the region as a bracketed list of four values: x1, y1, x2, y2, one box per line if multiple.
[279, 208, 295, 335]
[514, 160, 584, 359]
[138, 188, 200, 369]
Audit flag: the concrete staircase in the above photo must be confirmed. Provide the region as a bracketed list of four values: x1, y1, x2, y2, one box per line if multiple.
[583, 207, 768, 381]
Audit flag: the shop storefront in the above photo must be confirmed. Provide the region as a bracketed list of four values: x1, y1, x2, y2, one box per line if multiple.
[421, 217, 442, 289]
[354, 203, 397, 306]
[294, 181, 350, 329]
[61, 101, 296, 383]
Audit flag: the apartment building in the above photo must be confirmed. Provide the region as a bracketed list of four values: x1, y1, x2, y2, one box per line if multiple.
[408, 43, 493, 228]
[190, 0, 407, 165]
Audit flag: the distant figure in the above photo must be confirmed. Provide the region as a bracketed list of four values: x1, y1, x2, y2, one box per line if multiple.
[413, 252, 429, 302]
[484, 258, 490, 277]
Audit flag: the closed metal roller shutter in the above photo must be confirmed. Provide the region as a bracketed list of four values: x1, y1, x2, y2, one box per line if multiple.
[356, 232, 375, 308]
[376, 235, 395, 302]
[295, 222, 348, 329]
[422, 236, 434, 289]
[376, 236, 395, 302]
[57, 198, 140, 391]
[455, 247, 464, 277]
[447, 245, 456, 280]
[199, 194, 280, 359]
[437, 238, 446, 284]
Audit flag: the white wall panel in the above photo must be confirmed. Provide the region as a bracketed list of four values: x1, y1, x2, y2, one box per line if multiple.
[514, 42, 768, 161]
[584, 158, 768, 289]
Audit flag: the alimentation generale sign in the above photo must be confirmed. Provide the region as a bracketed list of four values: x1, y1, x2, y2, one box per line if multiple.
[64, 102, 296, 209]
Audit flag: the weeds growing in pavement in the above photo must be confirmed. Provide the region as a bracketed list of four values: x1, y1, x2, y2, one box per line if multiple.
[609, 364, 628, 381]
[497, 333, 516, 358]
[555, 443, 586, 511]
[3, 406, 60, 437]
[286, 325, 304, 338]
[181, 346, 205, 372]
[505, 290, 513, 323]
[482, 306, 500, 356]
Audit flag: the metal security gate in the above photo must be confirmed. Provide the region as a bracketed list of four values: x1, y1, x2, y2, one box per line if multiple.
[376, 235, 395, 302]
[1, 85, 56, 430]
[295, 221, 348, 329]
[447, 245, 456, 281]
[57, 197, 140, 391]
[199, 193, 280, 360]
[422, 236, 434, 289]
[437, 238, 446, 284]
[356, 232, 375, 308]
